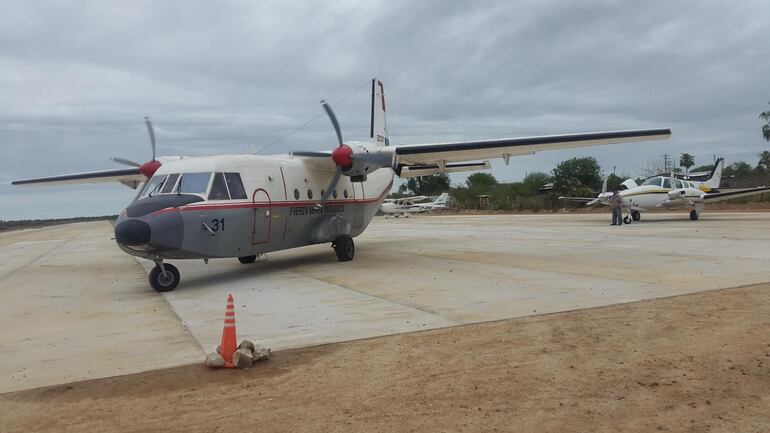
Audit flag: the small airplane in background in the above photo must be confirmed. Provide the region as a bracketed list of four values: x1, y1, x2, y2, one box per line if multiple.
[380, 192, 450, 217]
[561, 158, 770, 222]
[14, 78, 671, 291]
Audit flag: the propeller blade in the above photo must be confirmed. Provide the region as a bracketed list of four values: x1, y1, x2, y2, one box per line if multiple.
[587, 198, 600, 206]
[601, 177, 608, 194]
[321, 100, 343, 147]
[144, 116, 157, 161]
[292, 151, 331, 158]
[111, 157, 141, 167]
[316, 167, 342, 209]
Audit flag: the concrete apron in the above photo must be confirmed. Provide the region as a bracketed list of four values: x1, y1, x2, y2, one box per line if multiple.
[143, 212, 770, 357]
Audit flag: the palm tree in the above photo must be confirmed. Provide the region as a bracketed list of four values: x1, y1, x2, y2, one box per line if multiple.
[761, 101, 770, 142]
[679, 153, 695, 173]
[758, 150, 770, 169]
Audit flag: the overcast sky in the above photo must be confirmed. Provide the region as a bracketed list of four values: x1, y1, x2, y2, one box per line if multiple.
[2, 0, 769, 219]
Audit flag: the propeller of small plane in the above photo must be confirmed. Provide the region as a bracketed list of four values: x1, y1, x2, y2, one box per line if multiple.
[587, 176, 609, 205]
[111, 117, 162, 178]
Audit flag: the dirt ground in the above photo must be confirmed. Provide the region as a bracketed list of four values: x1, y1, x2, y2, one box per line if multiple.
[1, 284, 768, 433]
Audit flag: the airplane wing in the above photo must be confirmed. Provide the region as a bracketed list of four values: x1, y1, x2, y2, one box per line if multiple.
[559, 196, 599, 203]
[12, 168, 146, 189]
[391, 129, 671, 170]
[701, 186, 770, 203]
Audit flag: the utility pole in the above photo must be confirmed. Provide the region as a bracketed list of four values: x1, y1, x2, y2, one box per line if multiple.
[661, 153, 671, 173]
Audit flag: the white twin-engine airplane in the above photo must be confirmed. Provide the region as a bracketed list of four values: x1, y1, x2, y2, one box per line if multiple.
[14, 78, 671, 291]
[380, 192, 450, 216]
[561, 158, 770, 223]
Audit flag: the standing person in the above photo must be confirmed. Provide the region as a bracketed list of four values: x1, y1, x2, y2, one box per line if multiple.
[610, 190, 623, 226]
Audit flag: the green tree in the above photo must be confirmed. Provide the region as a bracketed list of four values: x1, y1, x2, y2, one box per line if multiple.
[465, 172, 498, 190]
[760, 101, 770, 142]
[679, 153, 695, 172]
[552, 157, 602, 196]
[605, 173, 626, 191]
[724, 161, 752, 178]
[521, 172, 551, 195]
[757, 151, 770, 170]
[402, 174, 450, 196]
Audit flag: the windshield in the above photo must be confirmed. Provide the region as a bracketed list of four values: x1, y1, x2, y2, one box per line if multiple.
[141, 175, 167, 198]
[177, 172, 212, 195]
[642, 177, 662, 186]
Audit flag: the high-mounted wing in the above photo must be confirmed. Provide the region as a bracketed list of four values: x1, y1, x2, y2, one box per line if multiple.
[12, 168, 145, 189]
[701, 186, 770, 203]
[391, 129, 671, 175]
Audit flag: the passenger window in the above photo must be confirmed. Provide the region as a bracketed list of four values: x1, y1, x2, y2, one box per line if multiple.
[662, 178, 671, 189]
[224, 173, 247, 199]
[209, 173, 230, 200]
[177, 172, 212, 195]
[333, 190, 338, 199]
[343, 189, 348, 198]
[675, 180, 683, 189]
[307, 189, 313, 199]
[161, 174, 180, 194]
[142, 175, 167, 198]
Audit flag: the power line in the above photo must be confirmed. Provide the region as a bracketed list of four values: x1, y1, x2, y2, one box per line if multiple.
[252, 79, 372, 155]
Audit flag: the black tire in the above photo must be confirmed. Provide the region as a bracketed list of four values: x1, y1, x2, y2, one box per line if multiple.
[238, 255, 257, 264]
[149, 264, 180, 292]
[623, 216, 632, 224]
[631, 211, 641, 221]
[333, 235, 355, 262]
[690, 210, 699, 221]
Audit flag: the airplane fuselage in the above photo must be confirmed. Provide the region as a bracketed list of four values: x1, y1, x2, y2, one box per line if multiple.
[115, 145, 392, 261]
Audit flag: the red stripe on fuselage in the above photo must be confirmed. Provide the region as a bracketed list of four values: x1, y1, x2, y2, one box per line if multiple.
[149, 179, 393, 216]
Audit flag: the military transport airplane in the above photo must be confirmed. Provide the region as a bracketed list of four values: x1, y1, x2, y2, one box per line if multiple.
[380, 193, 450, 217]
[560, 158, 770, 223]
[13, 78, 671, 291]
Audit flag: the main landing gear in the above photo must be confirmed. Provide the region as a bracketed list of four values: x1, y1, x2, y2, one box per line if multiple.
[332, 235, 355, 262]
[149, 260, 180, 292]
[238, 255, 257, 264]
[689, 210, 699, 221]
[623, 210, 641, 225]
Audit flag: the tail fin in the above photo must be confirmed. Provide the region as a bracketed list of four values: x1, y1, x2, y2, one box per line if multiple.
[435, 193, 449, 205]
[704, 158, 724, 190]
[370, 78, 389, 146]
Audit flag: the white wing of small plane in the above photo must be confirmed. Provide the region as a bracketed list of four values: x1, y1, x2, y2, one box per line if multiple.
[701, 186, 770, 203]
[390, 129, 671, 173]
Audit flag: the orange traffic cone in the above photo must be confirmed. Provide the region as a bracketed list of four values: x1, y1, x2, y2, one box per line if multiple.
[219, 294, 237, 368]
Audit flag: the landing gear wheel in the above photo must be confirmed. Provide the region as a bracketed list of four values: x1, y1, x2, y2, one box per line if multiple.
[238, 255, 257, 264]
[631, 210, 641, 221]
[149, 263, 180, 292]
[333, 235, 355, 262]
[623, 216, 632, 224]
[689, 210, 699, 221]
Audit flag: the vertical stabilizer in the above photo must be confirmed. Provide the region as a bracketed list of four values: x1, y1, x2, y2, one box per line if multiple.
[434, 193, 449, 205]
[370, 78, 389, 146]
[704, 158, 724, 190]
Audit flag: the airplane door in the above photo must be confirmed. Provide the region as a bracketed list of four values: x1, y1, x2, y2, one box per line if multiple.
[251, 188, 271, 245]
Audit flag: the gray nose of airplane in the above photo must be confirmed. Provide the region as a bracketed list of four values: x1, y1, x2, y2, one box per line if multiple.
[115, 219, 151, 245]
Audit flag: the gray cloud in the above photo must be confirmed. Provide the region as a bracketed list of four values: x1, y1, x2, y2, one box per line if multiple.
[2, 0, 769, 218]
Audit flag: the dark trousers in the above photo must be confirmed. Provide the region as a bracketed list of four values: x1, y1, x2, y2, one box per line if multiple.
[612, 208, 622, 225]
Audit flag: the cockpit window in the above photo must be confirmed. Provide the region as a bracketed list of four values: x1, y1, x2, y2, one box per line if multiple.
[225, 173, 247, 199]
[141, 175, 167, 198]
[642, 176, 662, 186]
[161, 173, 180, 194]
[209, 173, 230, 200]
[177, 172, 212, 195]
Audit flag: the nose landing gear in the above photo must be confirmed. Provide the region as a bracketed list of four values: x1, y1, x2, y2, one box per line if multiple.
[149, 260, 180, 292]
[689, 210, 699, 221]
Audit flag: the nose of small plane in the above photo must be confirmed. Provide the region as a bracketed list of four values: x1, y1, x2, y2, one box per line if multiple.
[115, 219, 152, 245]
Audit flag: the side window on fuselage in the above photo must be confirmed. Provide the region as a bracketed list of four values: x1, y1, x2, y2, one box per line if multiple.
[662, 178, 671, 189]
[209, 173, 230, 200]
[224, 173, 247, 199]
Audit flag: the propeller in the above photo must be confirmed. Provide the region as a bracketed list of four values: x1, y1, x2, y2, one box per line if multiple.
[111, 117, 161, 178]
[316, 101, 352, 208]
[601, 176, 608, 194]
[586, 176, 609, 206]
